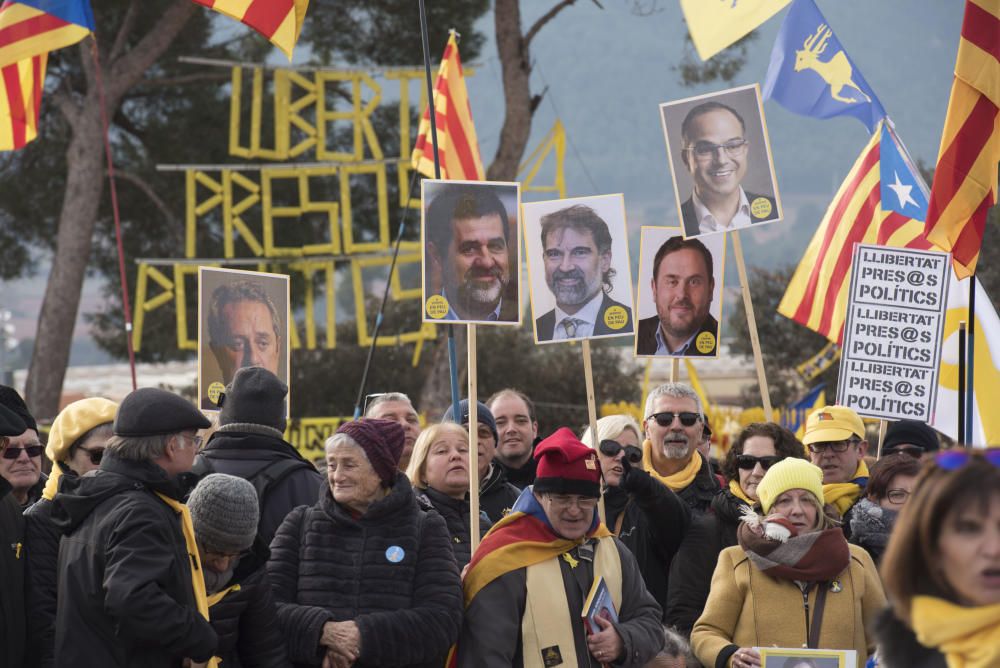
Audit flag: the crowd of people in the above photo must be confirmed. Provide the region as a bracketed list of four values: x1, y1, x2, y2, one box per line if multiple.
[0, 370, 998, 668]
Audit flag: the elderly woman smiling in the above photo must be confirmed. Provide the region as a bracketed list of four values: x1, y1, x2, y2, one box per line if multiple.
[267, 419, 462, 668]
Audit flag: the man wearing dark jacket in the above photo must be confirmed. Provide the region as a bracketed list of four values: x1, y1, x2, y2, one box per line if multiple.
[52, 387, 218, 667]
[196, 366, 322, 545]
[0, 404, 27, 668]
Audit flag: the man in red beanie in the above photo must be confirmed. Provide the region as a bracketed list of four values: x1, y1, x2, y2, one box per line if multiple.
[455, 428, 663, 667]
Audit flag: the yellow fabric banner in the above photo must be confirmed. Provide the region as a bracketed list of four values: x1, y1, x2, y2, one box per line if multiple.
[680, 0, 790, 61]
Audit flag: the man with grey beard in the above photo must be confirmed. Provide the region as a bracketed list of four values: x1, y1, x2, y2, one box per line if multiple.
[426, 184, 518, 322]
[639, 383, 719, 513]
[534, 204, 633, 341]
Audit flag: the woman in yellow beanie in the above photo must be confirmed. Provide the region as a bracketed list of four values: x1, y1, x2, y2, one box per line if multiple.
[691, 457, 885, 668]
[875, 448, 1000, 668]
[23, 397, 117, 668]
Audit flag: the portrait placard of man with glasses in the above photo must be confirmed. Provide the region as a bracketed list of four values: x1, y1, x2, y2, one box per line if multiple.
[659, 84, 782, 239]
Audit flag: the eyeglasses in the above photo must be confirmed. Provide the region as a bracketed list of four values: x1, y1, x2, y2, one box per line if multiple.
[544, 494, 599, 511]
[78, 447, 104, 466]
[1, 444, 43, 460]
[735, 454, 781, 471]
[807, 439, 858, 454]
[684, 139, 749, 160]
[179, 433, 203, 450]
[935, 448, 1000, 471]
[598, 440, 643, 464]
[886, 488, 911, 504]
[647, 411, 701, 428]
[882, 445, 924, 459]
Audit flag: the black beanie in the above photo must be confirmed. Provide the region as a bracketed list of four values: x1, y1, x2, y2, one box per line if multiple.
[883, 420, 941, 453]
[218, 367, 287, 433]
[0, 403, 25, 437]
[0, 385, 37, 433]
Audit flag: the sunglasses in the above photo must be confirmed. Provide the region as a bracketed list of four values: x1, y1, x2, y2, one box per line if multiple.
[598, 440, 643, 464]
[882, 445, 924, 459]
[1, 444, 43, 460]
[647, 411, 700, 427]
[935, 448, 1000, 471]
[735, 454, 781, 471]
[78, 447, 104, 466]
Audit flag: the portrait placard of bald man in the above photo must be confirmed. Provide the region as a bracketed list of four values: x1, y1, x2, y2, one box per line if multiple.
[522, 194, 635, 344]
[421, 179, 522, 325]
[198, 267, 291, 411]
[659, 83, 783, 239]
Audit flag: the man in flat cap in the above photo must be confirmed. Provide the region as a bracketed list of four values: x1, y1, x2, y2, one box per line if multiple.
[456, 428, 664, 667]
[52, 388, 218, 668]
[0, 403, 28, 668]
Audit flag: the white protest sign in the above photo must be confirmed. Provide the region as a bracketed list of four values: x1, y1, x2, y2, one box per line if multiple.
[837, 244, 950, 422]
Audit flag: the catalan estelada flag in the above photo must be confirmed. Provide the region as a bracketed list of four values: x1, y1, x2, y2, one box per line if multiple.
[191, 0, 308, 60]
[778, 121, 934, 342]
[680, 0, 790, 61]
[924, 0, 1000, 279]
[411, 31, 485, 181]
[0, 0, 94, 150]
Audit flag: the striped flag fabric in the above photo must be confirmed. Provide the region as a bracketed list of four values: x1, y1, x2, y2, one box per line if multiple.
[0, 53, 44, 150]
[778, 121, 933, 342]
[192, 0, 309, 60]
[923, 0, 1000, 279]
[411, 31, 485, 181]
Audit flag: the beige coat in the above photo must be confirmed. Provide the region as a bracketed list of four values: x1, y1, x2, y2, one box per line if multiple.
[691, 544, 885, 668]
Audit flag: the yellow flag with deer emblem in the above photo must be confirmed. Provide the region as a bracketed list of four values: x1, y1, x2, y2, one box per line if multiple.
[681, 0, 790, 61]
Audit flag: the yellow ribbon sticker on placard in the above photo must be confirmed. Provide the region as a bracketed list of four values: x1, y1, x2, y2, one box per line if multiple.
[425, 295, 450, 319]
[751, 197, 773, 219]
[603, 305, 628, 331]
[207, 382, 226, 405]
[695, 332, 716, 354]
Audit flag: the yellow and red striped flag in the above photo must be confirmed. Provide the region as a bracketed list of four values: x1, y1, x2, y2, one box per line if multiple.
[778, 121, 933, 342]
[0, 53, 45, 150]
[411, 32, 485, 181]
[192, 0, 309, 60]
[924, 0, 1000, 279]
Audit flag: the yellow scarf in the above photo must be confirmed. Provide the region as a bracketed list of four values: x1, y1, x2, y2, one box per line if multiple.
[822, 459, 869, 516]
[728, 479, 755, 506]
[156, 493, 220, 668]
[642, 441, 702, 492]
[41, 461, 65, 501]
[911, 595, 1000, 668]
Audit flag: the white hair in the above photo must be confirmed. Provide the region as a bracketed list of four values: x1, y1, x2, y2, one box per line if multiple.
[643, 383, 703, 419]
[365, 392, 414, 417]
[581, 414, 642, 450]
[324, 433, 368, 463]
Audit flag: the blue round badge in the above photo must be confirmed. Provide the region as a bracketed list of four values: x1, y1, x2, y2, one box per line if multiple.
[385, 545, 405, 563]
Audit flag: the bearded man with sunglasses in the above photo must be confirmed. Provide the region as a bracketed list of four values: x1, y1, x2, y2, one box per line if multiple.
[52, 388, 218, 668]
[0, 385, 44, 508]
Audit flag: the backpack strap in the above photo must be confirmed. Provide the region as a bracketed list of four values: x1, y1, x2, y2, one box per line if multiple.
[246, 458, 314, 504]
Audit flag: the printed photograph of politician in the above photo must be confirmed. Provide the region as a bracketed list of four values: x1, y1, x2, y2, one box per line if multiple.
[522, 194, 635, 344]
[758, 647, 855, 668]
[659, 83, 783, 239]
[421, 179, 521, 325]
[634, 227, 725, 358]
[198, 267, 290, 412]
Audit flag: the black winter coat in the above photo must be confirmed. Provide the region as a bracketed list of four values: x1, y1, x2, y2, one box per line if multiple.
[479, 463, 521, 522]
[604, 466, 690, 620]
[417, 487, 491, 569]
[198, 427, 324, 545]
[23, 464, 77, 668]
[208, 543, 290, 668]
[497, 438, 540, 490]
[664, 487, 747, 635]
[51, 453, 218, 668]
[674, 453, 721, 514]
[0, 476, 25, 668]
[267, 473, 463, 668]
[874, 607, 947, 668]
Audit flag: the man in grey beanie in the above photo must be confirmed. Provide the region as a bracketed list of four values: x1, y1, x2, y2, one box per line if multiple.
[188, 474, 288, 667]
[194, 366, 322, 545]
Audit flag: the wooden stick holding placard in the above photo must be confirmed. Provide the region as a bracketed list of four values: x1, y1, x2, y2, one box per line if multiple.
[876, 419, 887, 459]
[467, 324, 481, 553]
[731, 231, 772, 418]
[581, 339, 605, 524]
[670, 358, 679, 383]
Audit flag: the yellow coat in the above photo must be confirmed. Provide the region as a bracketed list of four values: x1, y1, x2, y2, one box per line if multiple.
[690, 544, 885, 668]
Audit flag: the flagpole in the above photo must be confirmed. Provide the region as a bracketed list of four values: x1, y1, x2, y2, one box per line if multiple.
[417, 0, 461, 422]
[958, 321, 966, 446]
[966, 278, 976, 445]
[89, 39, 137, 392]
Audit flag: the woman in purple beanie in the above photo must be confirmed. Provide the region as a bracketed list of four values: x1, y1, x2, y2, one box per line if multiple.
[267, 418, 462, 668]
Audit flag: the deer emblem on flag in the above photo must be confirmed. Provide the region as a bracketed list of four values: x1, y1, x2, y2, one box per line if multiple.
[794, 24, 871, 104]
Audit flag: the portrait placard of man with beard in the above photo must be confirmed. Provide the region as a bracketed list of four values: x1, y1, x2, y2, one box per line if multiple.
[422, 180, 521, 325]
[522, 194, 635, 343]
[635, 227, 725, 358]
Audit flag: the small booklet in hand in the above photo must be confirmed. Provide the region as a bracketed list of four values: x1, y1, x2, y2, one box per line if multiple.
[581, 576, 618, 635]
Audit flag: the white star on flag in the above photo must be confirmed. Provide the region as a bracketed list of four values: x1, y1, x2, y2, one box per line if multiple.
[888, 170, 919, 210]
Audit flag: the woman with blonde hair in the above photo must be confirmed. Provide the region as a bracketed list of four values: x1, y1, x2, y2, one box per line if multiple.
[875, 448, 1000, 668]
[581, 414, 689, 619]
[691, 458, 885, 668]
[406, 421, 490, 569]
